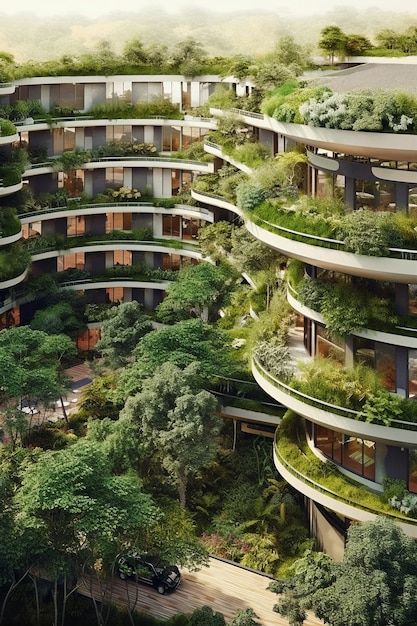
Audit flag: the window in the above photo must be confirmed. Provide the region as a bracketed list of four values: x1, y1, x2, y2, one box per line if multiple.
[409, 450, 417, 493]
[315, 425, 375, 480]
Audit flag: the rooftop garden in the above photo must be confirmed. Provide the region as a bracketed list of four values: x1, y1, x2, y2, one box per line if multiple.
[261, 81, 417, 134]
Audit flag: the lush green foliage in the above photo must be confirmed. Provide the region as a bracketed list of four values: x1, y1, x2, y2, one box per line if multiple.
[271, 515, 417, 626]
[156, 261, 238, 323]
[94, 301, 153, 369]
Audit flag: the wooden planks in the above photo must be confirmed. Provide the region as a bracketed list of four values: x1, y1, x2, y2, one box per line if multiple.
[79, 557, 324, 626]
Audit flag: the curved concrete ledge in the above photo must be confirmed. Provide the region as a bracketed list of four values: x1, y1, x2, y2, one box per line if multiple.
[31, 242, 203, 262]
[245, 218, 417, 284]
[0, 133, 18, 146]
[20, 203, 214, 224]
[61, 279, 170, 292]
[0, 181, 23, 196]
[273, 448, 417, 538]
[287, 288, 417, 349]
[0, 268, 29, 290]
[253, 361, 417, 447]
[0, 229, 23, 247]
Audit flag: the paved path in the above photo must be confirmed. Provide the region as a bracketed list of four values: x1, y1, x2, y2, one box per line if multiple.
[79, 557, 324, 625]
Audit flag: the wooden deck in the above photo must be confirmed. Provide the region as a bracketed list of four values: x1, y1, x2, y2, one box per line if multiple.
[79, 557, 324, 625]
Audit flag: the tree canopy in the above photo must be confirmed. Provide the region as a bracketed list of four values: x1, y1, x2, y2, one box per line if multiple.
[120, 361, 222, 508]
[156, 261, 237, 323]
[115, 317, 240, 400]
[271, 516, 417, 626]
[94, 301, 152, 369]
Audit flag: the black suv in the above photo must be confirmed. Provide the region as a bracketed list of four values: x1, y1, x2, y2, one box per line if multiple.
[116, 552, 181, 594]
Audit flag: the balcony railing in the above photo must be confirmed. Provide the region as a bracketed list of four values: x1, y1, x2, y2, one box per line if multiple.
[253, 356, 417, 432]
[274, 435, 417, 527]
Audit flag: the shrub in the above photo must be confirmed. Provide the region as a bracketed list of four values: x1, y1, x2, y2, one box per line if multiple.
[0, 119, 16, 136]
[254, 340, 294, 383]
[236, 182, 266, 212]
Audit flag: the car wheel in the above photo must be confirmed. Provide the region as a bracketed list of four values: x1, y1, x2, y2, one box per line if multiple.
[119, 572, 127, 580]
[156, 584, 166, 594]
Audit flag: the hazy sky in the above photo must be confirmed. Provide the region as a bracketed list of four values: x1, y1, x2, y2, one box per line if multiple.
[0, 0, 415, 18]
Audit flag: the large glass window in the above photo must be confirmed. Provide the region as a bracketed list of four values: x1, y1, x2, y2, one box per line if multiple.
[409, 285, 417, 315]
[409, 450, 417, 493]
[162, 215, 180, 237]
[67, 215, 85, 236]
[57, 252, 85, 271]
[375, 343, 395, 392]
[53, 127, 76, 155]
[315, 425, 375, 480]
[106, 125, 132, 143]
[316, 325, 344, 363]
[105, 167, 124, 189]
[106, 213, 132, 232]
[106, 82, 132, 102]
[113, 250, 132, 266]
[409, 349, 417, 399]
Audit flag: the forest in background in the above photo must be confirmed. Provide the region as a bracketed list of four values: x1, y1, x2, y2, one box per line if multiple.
[0, 6, 414, 63]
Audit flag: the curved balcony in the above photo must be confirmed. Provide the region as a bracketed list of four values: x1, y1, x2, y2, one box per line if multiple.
[0, 267, 29, 290]
[203, 140, 253, 174]
[0, 83, 15, 96]
[213, 108, 417, 162]
[252, 357, 417, 446]
[245, 216, 417, 284]
[0, 181, 23, 196]
[287, 287, 417, 349]
[192, 188, 417, 283]
[30, 239, 203, 263]
[273, 437, 417, 538]
[191, 189, 243, 217]
[16, 117, 216, 133]
[20, 201, 214, 225]
[0, 133, 19, 146]
[0, 228, 23, 248]
[60, 278, 170, 293]
[24, 157, 214, 181]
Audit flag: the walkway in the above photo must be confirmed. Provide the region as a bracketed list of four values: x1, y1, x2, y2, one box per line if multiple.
[79, 557, 324, 626]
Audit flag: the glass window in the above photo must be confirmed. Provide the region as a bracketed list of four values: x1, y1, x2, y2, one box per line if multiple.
[409, 349, 417, 399]
[316, 325, 344, 363]
[315, 426, 375, 480]
[113, 250, 132, 266]
[67, 215, 85, 236]
[409, 450, 417, 493]
[375, 343, 395, 392]
[162, 215, 180, 237]
[409, 285, 417, 315]
[105, 167, 124, 189]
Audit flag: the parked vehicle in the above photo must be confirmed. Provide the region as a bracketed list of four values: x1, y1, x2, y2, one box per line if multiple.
[117, 552, 181, 594]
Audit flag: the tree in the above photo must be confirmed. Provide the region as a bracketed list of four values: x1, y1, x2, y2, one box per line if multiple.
[170, 37, 206, 77]
[231, 226, 280, 274]
[188, 605, 226, 626]
[122, 38, 147, 65]
[343, 34, 373, 57]
[271, 517, 417, 626]
[94, 301, 152, 369]
[229, 608, 261, 626]
[15, 439, 159, 626]
[156, 261, 237, 323]
[198, 221, 234, 263]
[30, 301, 86, 337]
[319, 26, 347, 64]
[375, 29, 400, 50]
[120, 362, 222, 508]
[0, 327, 76, 441]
